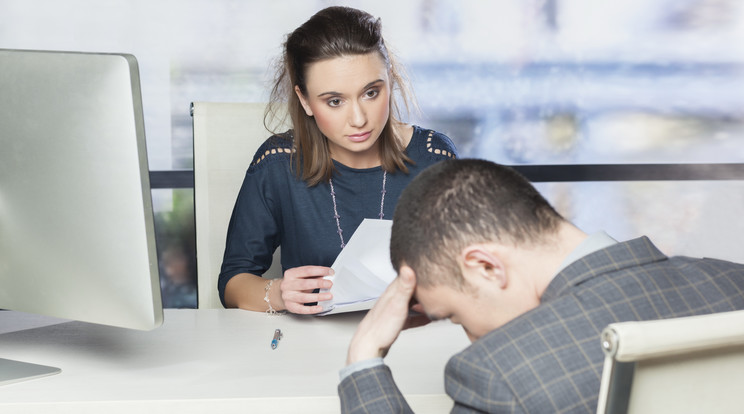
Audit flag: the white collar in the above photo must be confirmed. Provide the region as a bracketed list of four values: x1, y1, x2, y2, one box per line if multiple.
[555, 231, 618, 276]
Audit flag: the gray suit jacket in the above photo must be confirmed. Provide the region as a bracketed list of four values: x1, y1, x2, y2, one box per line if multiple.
[338, 237, 744, 413]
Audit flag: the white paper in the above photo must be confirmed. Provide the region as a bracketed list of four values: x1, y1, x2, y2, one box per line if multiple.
[317, 219, 397, 315]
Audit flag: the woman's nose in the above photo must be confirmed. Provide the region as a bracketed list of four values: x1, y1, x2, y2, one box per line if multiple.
[349, 101, 367, 127]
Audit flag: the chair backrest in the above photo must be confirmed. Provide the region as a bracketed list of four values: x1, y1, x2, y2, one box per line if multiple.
[192, 102, 284, 309]
[596, 309, 744, 414]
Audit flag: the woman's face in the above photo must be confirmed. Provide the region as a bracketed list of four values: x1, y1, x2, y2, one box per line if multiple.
[295, 52, 391, 169]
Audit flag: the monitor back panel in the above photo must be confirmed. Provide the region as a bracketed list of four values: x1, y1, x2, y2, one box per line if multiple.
[0, 49, 162, 330]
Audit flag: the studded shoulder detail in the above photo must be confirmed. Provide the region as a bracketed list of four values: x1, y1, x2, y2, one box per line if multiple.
[425, 130, 456, 159]
[250, 147, 294, 167]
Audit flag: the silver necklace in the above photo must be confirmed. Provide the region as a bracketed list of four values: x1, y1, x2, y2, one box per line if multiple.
[329, 170, 387, 249]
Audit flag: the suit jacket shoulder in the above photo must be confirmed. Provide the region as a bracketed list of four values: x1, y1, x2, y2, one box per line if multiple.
[445, 237, 744, 413]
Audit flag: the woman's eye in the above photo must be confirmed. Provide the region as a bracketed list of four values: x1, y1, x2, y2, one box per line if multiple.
[328, 98, 342, 107]
[365, 89, 379, 99]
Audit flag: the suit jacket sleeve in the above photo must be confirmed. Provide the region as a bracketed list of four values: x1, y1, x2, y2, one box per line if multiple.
[337, 359, 523, 414]
[446, 353, 525, 414]
[338, 365, 415, 414]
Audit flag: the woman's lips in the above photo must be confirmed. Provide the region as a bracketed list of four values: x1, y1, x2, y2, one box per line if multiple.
[347, 131, 372, 143]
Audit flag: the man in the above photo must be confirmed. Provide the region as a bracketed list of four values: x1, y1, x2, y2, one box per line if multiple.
[338, 159, 744, 413]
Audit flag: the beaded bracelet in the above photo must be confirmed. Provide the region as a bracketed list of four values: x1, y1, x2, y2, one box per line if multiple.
[264, 279, 279, 316]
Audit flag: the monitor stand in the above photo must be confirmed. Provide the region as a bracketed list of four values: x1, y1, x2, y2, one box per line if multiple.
[0, 358, 60, 386]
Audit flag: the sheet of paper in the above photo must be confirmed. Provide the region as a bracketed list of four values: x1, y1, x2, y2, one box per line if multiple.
[317, 219, 396, 315]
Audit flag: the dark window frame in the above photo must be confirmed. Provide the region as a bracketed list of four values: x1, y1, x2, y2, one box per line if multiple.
[149, 163, 744, 189]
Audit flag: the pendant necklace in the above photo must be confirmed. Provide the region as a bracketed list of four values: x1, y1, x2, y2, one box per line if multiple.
[329, 170, 387, 249]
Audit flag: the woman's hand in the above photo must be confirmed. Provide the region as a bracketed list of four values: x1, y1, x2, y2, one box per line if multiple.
[277, 266, 334, 314]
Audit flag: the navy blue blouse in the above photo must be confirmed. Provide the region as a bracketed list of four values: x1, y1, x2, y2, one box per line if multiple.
[218, 125, 457, 306]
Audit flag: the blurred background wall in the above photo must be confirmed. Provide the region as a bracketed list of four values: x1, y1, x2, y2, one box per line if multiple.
[2, 0, 743, 308]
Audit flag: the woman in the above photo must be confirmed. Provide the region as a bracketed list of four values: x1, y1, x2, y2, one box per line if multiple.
[219, 6, 457, 314]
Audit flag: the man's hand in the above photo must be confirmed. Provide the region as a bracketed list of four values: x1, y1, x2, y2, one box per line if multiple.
[346, 266, 430, 365]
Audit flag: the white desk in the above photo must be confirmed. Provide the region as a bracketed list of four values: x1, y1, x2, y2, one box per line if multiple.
[0, 309, 469, 413]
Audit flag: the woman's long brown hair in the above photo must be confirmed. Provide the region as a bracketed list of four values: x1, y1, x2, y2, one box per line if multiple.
[265, 6, 416, 186]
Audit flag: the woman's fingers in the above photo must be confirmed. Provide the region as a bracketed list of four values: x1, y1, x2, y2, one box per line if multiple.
[279, 265, 335, 314]
[281, 276, 332, 292]
[282, 289, 332, 304]
[284, 266, 334, 279]
[285, 302, 324, 315]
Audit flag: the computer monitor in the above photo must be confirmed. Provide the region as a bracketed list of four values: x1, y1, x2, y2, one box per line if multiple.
[0, 49, 163, 385]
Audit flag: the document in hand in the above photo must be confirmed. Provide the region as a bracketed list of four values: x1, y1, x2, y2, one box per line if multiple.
[317, 219, 397, 315]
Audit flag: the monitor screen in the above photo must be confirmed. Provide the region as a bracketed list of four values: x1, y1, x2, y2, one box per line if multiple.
[0, 49, 163, 384]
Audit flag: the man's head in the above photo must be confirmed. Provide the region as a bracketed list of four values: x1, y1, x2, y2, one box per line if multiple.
[390, 159, 568, 340]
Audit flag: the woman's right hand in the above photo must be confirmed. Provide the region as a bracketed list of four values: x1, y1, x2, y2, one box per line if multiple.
[277, 266, 334, 314]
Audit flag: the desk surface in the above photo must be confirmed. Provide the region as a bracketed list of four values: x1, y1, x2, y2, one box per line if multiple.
[0, 309, 469, 413]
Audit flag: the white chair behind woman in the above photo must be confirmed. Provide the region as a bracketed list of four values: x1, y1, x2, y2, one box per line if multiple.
[191, 102, 283, 309]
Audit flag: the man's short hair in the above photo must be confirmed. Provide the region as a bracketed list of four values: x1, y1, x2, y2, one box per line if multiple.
[390, 159, 564, 288]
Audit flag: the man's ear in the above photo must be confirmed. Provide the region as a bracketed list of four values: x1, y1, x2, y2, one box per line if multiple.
[461, 245, 507, 289]
[294, 85, 313, 117]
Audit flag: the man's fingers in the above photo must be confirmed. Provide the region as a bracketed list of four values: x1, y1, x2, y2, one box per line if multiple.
[384, 265, 416, 304]
[398, 265, 416, 290]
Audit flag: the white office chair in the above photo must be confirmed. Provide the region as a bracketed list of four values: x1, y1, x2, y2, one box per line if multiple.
[192, 102, 284, 309]
[596, 309, 744, 414]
